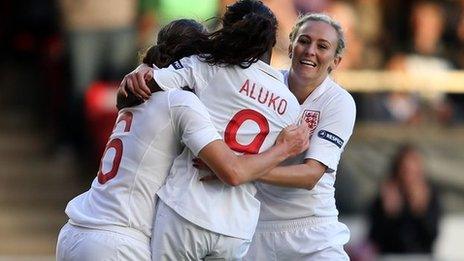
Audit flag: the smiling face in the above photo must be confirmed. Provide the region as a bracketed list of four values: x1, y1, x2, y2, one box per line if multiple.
[289, 20, 341, 88]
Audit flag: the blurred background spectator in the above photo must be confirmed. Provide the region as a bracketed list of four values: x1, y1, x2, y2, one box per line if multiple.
[1, 0, 464, 259]
[383, 1, 453, 125]
[368, 144, 442, 256]
[57, 0, 138, 170]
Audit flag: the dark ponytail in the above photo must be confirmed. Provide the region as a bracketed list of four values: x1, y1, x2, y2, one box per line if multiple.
[141, 19, 209, 69]
[142, 43, 171, 68]
[201, 0, 277, 68]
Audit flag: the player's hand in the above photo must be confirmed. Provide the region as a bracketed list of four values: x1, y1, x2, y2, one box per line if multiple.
[119, 64, 153, 100]
[192, 158, 211, 171]
[199, 175, 219, 182]
[276, 124, 310, 158]
[194, 158, 218, 182]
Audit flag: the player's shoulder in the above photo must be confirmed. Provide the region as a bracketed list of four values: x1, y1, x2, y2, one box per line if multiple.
[167, 89, 200, 106]
[178, 55, 218, 78]
[168, 89, 204, 111]
[247, 61, 286, 84]
[167, 90, 211, 123]
[164, 55, 209, 72]
[170, 55, 201, 68]
[324, 78, 356, 111]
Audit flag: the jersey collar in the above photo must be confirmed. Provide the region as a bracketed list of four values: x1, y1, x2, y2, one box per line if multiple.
[305, 76, 332, 102]
[255, 60, 285, 83]
[282, 71, 332, 104]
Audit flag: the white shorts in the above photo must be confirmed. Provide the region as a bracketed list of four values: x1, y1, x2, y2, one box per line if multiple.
[56, 222, 151, 261]
[151, 200, 251, 261]
[243, 216, 350, 261]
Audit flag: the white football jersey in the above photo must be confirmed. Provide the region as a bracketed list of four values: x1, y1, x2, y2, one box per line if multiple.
[65, 90, 221, 238]
[154, 56, 301, 240]
[256, 72, 356, 220]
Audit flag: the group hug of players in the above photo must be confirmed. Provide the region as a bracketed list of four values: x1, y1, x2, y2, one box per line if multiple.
[56, 0, 356, 260]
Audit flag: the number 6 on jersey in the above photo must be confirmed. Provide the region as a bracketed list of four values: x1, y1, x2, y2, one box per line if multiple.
[97, 111, 133, 184]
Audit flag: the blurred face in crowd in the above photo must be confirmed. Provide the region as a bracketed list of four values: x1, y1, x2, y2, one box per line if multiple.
[398, 150, 425, 186]
[289, 20, 341, 87]
[411, 2, 444, 54]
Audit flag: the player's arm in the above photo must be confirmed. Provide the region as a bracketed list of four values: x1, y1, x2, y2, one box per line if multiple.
[117, 64, 163, 110]
[198, 124, 310, 186]
[258, 93, 357, 190]
[118, 57, 204, 109]
[257, 159, 327, 189]
[116, 78, 163, 110]
[172, 90, 310, 186]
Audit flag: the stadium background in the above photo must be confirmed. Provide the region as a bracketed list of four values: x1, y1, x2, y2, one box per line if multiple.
[0, 0, 463, 260]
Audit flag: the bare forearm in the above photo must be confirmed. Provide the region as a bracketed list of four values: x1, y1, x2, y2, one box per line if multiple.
[199, 141, 293, 186]
[232, 143, 292, 184]
[258, 160, 326, 190]
[200, 124, 310, 186]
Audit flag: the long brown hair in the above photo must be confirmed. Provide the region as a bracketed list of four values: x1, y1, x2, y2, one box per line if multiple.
[141, 19, 209, 69]
[201, 0, 278, 68]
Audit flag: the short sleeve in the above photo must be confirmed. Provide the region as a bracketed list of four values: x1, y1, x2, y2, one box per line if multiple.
[168, 90, 221, 156]
[153, 55, 215, 93]
[305, 92, 356, 172]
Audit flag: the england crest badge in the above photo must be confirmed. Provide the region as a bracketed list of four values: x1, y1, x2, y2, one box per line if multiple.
[301, 109, 320, 134]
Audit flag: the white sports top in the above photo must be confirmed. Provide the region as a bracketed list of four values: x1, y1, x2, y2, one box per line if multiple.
[65, 90, 221, 238]
[256, 71, 356, 220]
[155, 56, 301, 240]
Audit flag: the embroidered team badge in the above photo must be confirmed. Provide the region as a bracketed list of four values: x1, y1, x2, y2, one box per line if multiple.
[301, 110, 320, 134]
